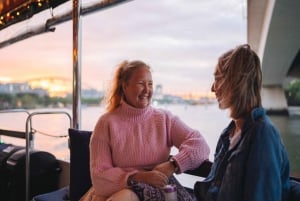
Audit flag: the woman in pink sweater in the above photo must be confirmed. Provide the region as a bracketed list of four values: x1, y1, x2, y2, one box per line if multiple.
[82, 60, 210, 201]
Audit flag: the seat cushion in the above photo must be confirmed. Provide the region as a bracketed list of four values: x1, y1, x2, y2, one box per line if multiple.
[69, 129, 92, 201]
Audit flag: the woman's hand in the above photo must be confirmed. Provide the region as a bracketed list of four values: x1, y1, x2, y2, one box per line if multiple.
[153, 161, 175, 177]
[130, 170, 169, 188]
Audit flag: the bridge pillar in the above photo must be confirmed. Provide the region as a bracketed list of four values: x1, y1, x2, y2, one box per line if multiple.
[261, 86, 288, 114]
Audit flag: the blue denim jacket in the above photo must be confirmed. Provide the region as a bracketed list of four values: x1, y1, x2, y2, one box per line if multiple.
[204, 107, 290, 201]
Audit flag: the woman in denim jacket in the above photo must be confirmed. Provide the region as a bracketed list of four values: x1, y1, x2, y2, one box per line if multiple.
[194, 44, 290, 201]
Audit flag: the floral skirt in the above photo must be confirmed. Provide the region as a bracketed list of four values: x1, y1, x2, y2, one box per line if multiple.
[129, 175, 196, 201]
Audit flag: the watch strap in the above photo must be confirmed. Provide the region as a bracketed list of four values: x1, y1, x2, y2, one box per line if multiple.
[169, 158, 179, 173]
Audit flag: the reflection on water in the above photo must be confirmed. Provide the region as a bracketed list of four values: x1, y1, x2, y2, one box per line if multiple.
[269, 115, 300, 177]
[0, 105, 299, 176]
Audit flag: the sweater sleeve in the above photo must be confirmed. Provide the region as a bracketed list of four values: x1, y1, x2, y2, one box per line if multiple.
[89, 117, 138, 197]
[170, 115, 210, 173]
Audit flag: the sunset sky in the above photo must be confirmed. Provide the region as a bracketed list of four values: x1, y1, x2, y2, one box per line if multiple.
[0, 0, 247, 96]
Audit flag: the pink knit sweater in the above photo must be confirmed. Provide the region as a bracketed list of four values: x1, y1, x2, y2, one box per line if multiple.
[90, 101, 210, 197]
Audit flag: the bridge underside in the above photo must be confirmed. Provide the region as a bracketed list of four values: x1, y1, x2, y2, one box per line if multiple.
[261, 87, 288, 114]
[248, 0, 300, 113]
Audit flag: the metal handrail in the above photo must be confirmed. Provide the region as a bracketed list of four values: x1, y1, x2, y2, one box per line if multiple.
[24, 111, 72, 201]
[0, 109, 30, 115]
[0, 109, 31, 143]
[0, 129, 33, 140]
[0, 109, 72, 201]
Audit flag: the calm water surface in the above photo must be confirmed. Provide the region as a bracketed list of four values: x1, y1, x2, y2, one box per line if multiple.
[0, 104, 299, 176]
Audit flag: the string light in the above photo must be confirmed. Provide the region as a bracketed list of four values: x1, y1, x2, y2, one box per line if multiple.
[0, 0, 69, 30]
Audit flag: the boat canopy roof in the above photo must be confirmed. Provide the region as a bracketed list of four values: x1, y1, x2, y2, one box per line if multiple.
[0, 0, 69, 31]
[0, 0, 130, 49]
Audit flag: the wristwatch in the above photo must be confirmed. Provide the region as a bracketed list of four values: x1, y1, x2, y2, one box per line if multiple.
[127, 175, 135, 186]
[169, 158, 179, 173]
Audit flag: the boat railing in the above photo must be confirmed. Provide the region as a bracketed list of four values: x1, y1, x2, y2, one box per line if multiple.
[0, 109, 32, 142]
[0, 109, 72, 201]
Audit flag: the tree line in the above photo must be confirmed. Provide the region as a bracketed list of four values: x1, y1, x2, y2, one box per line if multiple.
[1, 80, 300, 110]
[284, 79, 300, 106]
[0, 93, 103, 110]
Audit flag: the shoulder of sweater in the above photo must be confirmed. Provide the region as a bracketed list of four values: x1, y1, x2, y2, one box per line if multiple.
[96, 111, 116, 123]
[151, 107, 180, 120]
[98, 111, 111, 120]
[152, 106, 174, 115]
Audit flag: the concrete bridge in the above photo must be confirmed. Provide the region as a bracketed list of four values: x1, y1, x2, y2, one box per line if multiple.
[248, 0, 300, 113]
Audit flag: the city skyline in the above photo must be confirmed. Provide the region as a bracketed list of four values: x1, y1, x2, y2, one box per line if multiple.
[0, 0, 247, 97]
[0, 77, 215, 100]
[0, 77, 102, 97]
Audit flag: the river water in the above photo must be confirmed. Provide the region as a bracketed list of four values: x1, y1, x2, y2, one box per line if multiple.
[0, 104, 299, 177]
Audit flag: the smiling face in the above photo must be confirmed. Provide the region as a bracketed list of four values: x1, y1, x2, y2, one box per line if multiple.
[122, 66, 153, 108]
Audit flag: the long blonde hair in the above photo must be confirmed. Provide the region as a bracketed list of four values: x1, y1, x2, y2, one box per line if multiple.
[105, 60, 151, 112]
[216, 44, 262, 119]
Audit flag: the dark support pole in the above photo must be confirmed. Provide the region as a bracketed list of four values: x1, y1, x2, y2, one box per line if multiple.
[72, 0, 82, 129]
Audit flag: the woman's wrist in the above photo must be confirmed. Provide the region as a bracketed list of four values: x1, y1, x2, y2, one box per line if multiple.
[127, 174, 136, 185]
[169, 158, 179, 173]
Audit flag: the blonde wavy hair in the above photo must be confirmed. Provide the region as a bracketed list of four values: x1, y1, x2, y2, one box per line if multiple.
[105, 60, 151, 112]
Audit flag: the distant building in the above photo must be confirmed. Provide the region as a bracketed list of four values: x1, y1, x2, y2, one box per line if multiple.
[0, 82, 48, 96]
[0, 80, 105, 99]
[81, 88, 104, 99]
[153, 84, 164, 100]
[152, 84, 186, 105]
